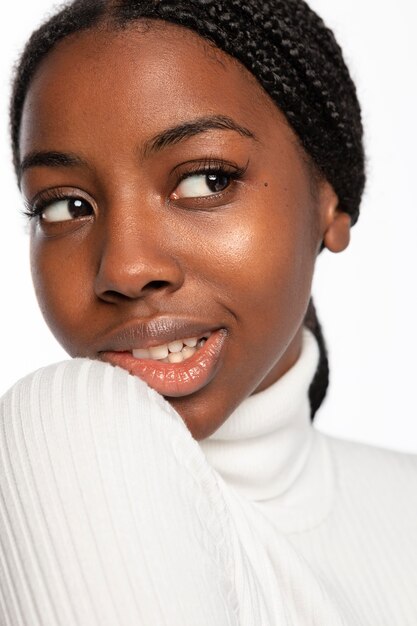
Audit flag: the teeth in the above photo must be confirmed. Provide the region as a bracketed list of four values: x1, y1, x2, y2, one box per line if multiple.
[149, 345, 169, 360]
[182, 346, 197, 360]
[168, 352, 184, 364]
[132, 348, 150, 359]
[183, 337, 198, 347]
[168, 340, 184, 353]
[132, 333, 211, 363]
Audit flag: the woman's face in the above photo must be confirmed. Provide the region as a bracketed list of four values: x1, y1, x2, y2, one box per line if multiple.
[19, 22, 346, 439]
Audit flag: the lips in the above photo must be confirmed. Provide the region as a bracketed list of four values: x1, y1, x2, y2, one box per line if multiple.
[98, 320, 228, 397]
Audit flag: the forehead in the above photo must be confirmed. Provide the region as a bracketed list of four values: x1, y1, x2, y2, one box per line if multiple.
[20, 21, 299, 156]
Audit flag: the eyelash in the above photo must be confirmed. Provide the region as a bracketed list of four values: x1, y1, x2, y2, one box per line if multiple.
[23, 158, 249, 220]
[23, 189, 80, 220]
[173, 158, 248, 189]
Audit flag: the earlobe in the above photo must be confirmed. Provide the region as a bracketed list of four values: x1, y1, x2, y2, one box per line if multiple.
[318, 181, 351, 253]
[323, 212, 351, 253]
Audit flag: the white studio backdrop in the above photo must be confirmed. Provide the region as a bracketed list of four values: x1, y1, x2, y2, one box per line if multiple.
[0, 0, 416, 451]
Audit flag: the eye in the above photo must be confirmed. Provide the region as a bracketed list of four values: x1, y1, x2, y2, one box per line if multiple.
[172, 171, 232, 199]
[24, 190, 96, 224]
[41, 197, 93, 222]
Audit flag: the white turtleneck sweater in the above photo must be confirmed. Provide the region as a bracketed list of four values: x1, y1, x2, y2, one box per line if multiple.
[0, 328, 416, 625]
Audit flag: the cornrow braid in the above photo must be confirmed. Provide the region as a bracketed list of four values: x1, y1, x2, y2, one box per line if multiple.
[304, 297, 329, 419]
[9, 0, 366, 420]
[114, 0, 365, 224]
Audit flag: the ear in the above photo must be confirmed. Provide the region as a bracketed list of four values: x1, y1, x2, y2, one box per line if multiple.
[318, 180, 351, 253]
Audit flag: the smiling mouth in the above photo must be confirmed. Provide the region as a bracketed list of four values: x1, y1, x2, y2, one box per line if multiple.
[131, 332, 212, 364]
[100, 328, 227, 398]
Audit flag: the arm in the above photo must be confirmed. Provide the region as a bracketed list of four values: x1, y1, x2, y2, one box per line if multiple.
[0, 359, 240, 626]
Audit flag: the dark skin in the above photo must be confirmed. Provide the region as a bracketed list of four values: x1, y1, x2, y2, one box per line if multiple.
[19, 22, 350, 440]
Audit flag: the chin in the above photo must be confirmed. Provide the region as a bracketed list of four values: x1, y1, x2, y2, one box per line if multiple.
[166, 395, 230, 441]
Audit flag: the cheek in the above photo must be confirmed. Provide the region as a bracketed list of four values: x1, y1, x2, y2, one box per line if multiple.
[188, 192, 317, 311]
[30, 230, 95, 354]
[179, 196, 315, 381]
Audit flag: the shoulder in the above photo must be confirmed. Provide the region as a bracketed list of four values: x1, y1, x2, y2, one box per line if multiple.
[0, 356, 215, 463]
[0, 357, 221, 499]
[1, 357, 140, 399]
[1, 357, 165, 411]
[0, 357, 190, 444]
[322, 431, 417, 474]
[318, 430, 417, 515]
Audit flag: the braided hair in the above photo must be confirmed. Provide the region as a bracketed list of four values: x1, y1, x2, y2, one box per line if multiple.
[9, 0, 366, 419]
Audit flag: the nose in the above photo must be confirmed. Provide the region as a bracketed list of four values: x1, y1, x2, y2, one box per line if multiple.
[94, 212, 184, 303]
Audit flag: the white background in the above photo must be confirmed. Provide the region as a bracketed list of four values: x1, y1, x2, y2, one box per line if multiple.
[0, 1, 416, 451]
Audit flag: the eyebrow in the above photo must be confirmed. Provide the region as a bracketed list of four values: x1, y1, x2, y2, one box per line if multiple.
[18, 115, 257, 183]
[142, 115, 257, 157]
[18, 152, 88, 184]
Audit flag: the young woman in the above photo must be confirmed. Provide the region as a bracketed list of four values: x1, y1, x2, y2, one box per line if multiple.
[1, 1, 416, 624]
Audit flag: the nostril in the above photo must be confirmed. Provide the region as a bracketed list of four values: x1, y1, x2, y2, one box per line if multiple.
[100, 280, 172, 302]
[147, 280, 171, 291]
[101, 290, 132, 302]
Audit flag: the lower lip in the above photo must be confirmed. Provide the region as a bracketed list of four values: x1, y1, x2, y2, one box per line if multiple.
[100, 329, 227, 397]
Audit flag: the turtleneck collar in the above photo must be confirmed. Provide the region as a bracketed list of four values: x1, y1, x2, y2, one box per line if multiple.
[198, 327, 336, 531]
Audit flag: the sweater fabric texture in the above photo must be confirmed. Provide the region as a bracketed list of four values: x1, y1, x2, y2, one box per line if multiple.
[0, 328, 416, 625]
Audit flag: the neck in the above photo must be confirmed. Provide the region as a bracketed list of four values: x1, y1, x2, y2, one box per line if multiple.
[198, 327, 319, 502]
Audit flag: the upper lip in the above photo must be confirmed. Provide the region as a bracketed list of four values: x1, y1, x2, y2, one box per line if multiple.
[97, 317, 220, 353]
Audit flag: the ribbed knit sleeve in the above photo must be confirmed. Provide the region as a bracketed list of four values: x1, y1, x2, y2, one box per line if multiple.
[0, 358, 265, 626]
[3, 355, 413, 625]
